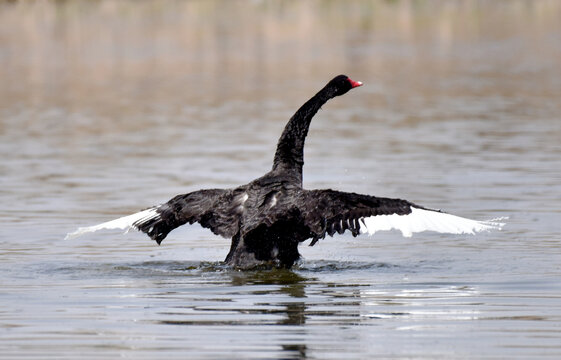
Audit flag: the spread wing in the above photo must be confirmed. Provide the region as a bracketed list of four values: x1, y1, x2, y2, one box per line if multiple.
[298, 189, 505, 245]
[65, 189, 242, 244]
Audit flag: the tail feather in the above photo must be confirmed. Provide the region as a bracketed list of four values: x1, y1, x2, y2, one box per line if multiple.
[64, 208, 160, 241]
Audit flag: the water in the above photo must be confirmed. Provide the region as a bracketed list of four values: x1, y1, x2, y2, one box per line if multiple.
[1, 0, 561, 358]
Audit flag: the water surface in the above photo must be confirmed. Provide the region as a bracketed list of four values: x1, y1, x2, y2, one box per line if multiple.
[1, 1, 560, 358]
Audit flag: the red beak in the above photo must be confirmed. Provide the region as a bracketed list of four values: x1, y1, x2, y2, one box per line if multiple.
[348, 78, 363, 88]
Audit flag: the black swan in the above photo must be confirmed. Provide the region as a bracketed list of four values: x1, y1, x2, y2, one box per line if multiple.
[66, 75, 504, 268]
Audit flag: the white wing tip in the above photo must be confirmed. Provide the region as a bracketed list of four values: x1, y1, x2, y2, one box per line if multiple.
[64, 207, 160, 240]
[64, 227, 91, 240]
[360, 207, 507, 237]
[477, 216, 508, 231]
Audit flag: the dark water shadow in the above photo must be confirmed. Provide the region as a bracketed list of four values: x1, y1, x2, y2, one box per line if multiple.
[37, 259, 423, 359]
[43, 258, 403, 283]
[141, 262, 314, 358]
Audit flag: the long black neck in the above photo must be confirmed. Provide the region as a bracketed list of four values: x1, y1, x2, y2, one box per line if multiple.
[272, 86, 335, 184]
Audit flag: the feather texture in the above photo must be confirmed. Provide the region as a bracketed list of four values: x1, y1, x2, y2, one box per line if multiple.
[65, 75, 506, 269]
[360, 207, 506, 237]
[64, 208, 159, 240]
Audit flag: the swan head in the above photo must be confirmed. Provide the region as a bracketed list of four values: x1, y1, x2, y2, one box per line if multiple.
[328, 74, 363, 97]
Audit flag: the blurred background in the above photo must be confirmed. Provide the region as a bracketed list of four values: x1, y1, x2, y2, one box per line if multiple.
[2, 0, 559, 117]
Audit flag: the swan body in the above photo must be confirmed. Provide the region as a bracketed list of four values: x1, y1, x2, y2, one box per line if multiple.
[66, 75, 505, 268]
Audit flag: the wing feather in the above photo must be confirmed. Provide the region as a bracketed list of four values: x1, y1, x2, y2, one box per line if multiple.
[64, 207, 160, 240]
[299, 189, 505, 243]
[65, 189, 238, 244]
